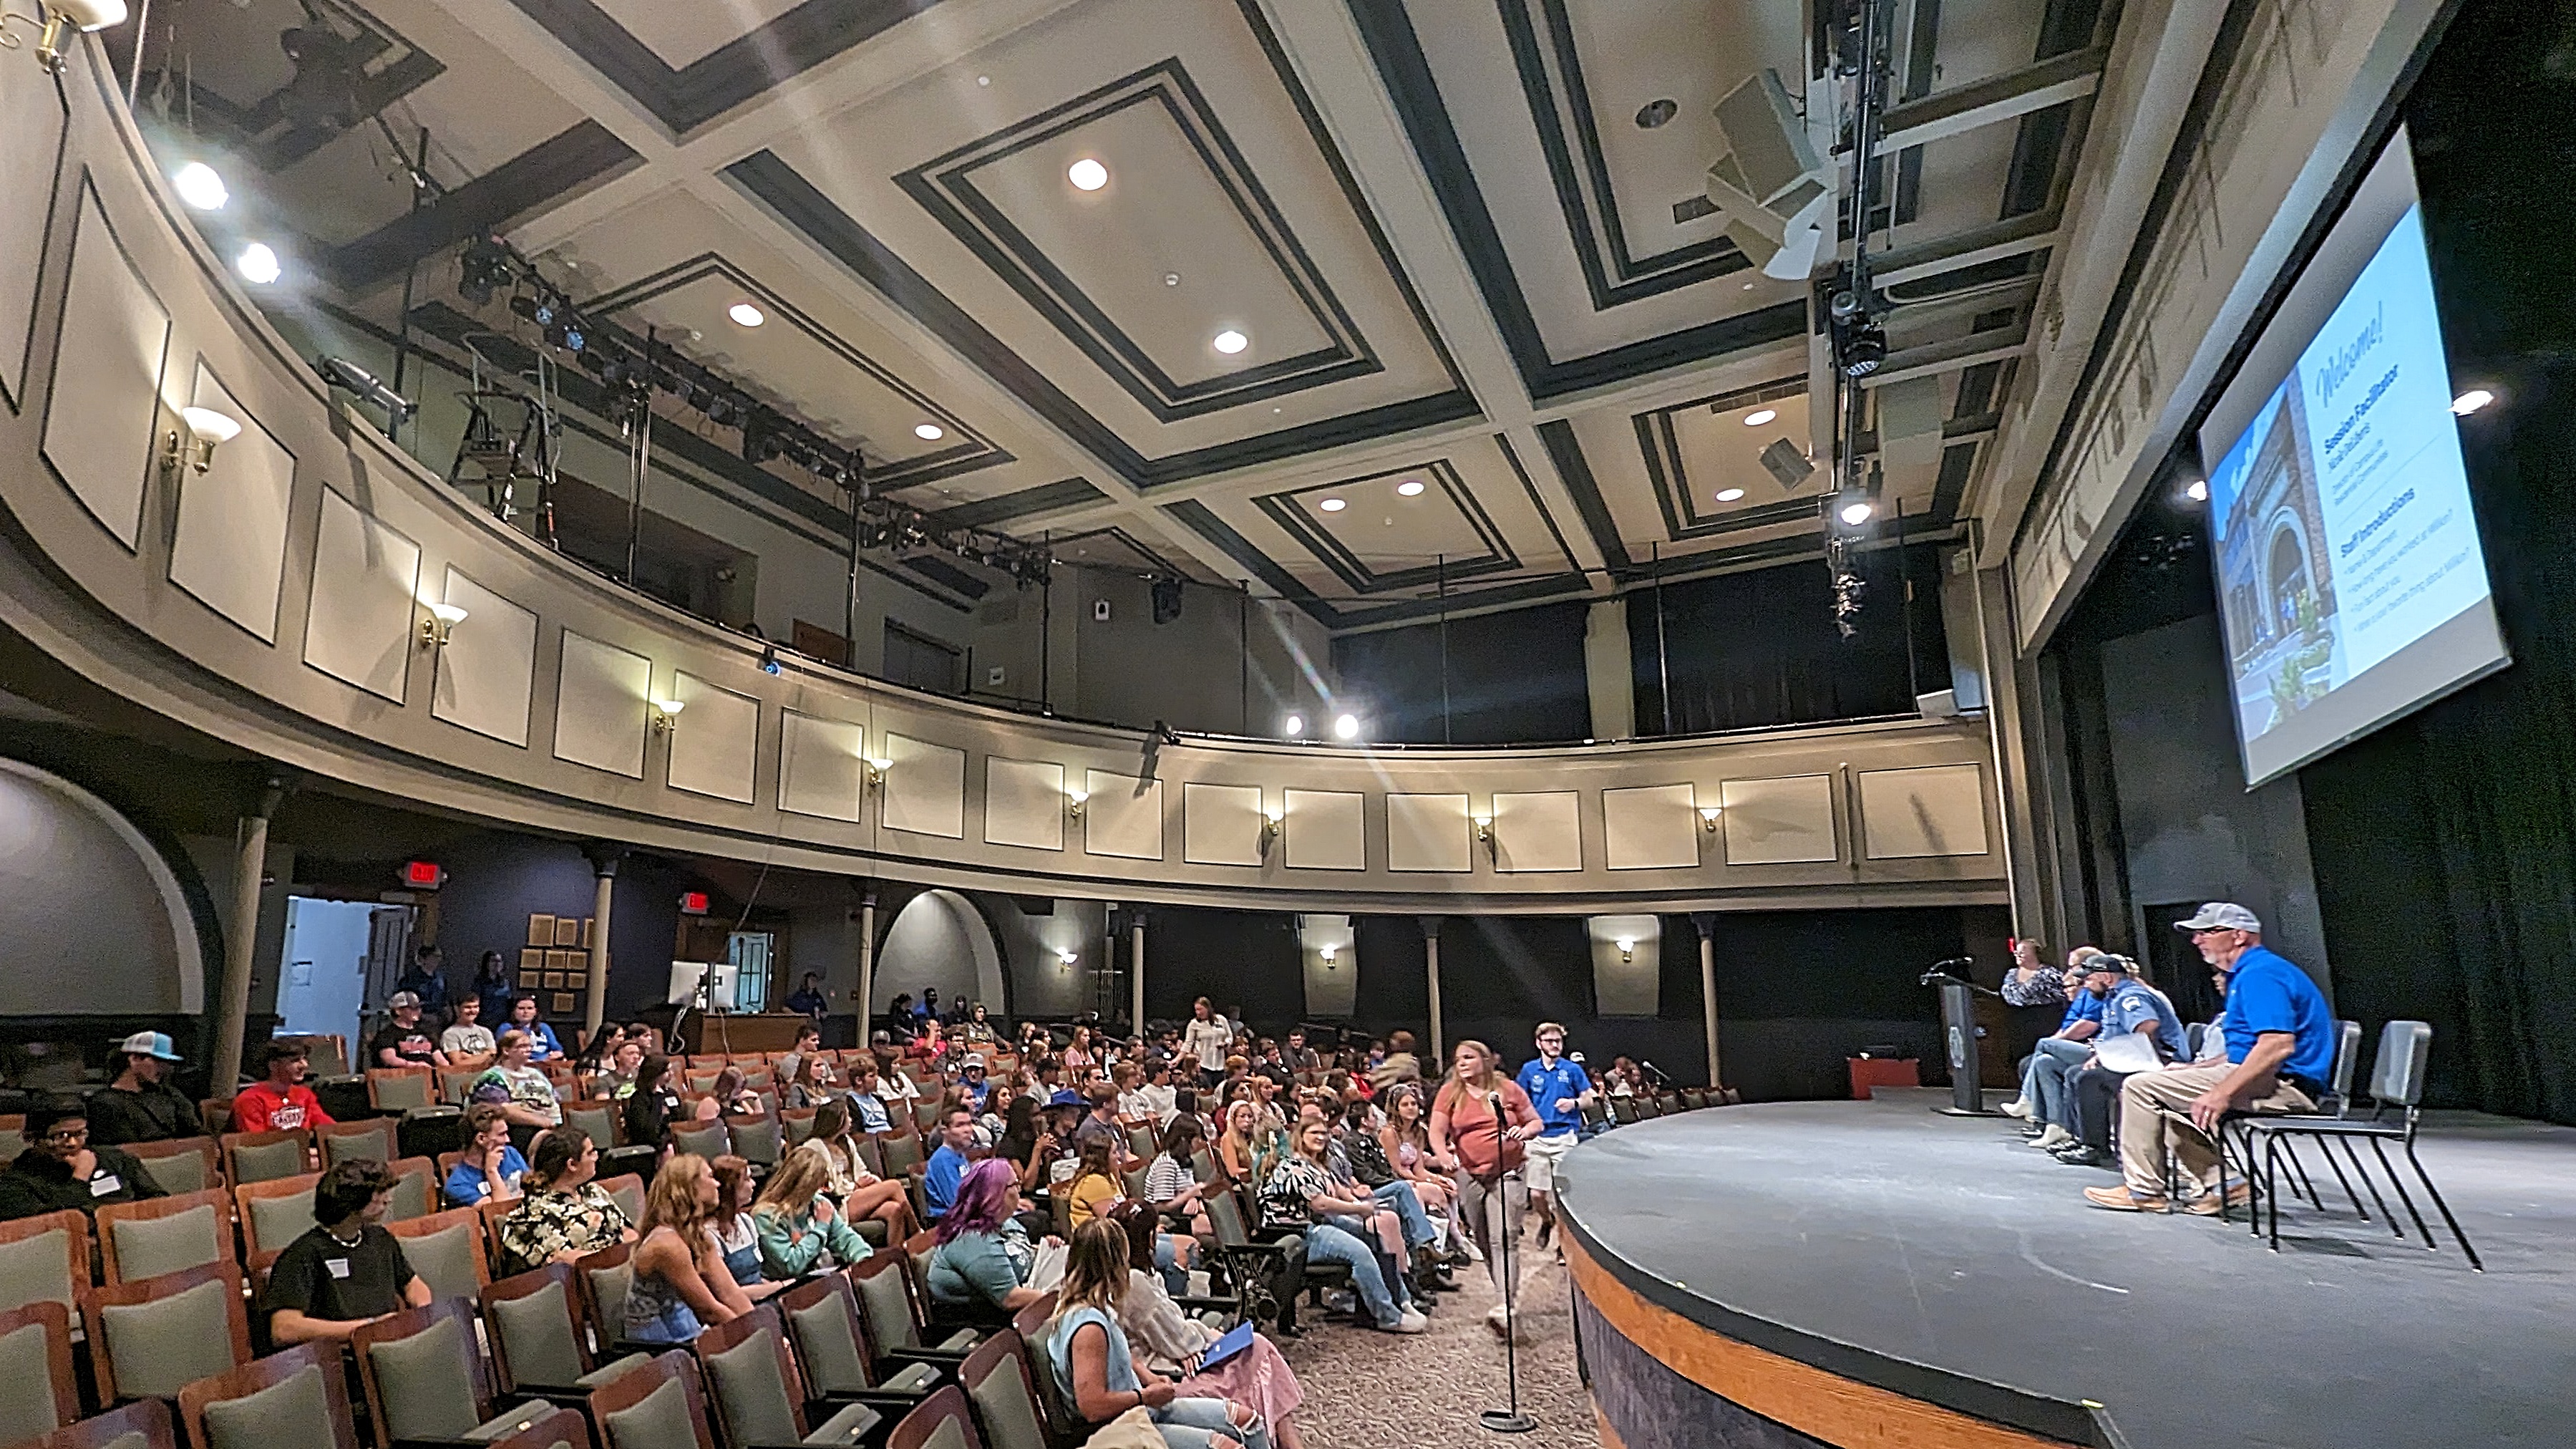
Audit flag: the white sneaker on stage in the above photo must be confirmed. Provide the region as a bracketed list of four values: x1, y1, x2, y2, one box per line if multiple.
[2031, 1125, 2074, 1150]
[2001, 1097, 2032, 1120]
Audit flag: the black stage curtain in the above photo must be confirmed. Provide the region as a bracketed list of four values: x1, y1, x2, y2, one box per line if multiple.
[1329, 601, 1592, 745]
[1630, 546, 1945, 736]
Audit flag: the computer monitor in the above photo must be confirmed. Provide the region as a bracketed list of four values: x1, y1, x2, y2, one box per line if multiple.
[666, 960, 740, 1012]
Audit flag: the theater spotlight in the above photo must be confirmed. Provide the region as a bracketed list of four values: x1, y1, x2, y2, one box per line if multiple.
[314, 355, 418, 424]
[1332, 713, 1359, 741]
[1282, 714, 1305, 738]
[2451, 388, 2497, 417]
[2183, 479, 2210, 504]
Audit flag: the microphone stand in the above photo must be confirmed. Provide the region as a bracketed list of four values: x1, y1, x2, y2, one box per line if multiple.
[1479, 1100, 1536, 1435]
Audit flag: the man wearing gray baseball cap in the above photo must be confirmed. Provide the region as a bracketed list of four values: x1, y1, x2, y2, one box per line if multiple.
[2084, 902, 2336, 1213]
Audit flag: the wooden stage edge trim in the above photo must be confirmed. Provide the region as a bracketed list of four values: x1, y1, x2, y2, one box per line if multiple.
[1562, 1232, 2081, 1449]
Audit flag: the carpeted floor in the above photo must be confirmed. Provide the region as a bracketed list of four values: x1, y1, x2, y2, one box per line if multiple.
[1275, 1226, 1598, 1449]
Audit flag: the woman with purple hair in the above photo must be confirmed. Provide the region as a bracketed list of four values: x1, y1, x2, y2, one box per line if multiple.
[925, 1157, 1051, 1318]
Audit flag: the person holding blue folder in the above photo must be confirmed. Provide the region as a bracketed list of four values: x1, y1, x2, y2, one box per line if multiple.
[1104, 1202, 1308, 1449]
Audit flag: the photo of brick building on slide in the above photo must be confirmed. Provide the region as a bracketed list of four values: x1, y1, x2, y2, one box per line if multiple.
[2215, 379, 2341, 737]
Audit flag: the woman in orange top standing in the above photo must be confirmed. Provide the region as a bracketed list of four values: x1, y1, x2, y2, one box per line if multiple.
[1429, 1039, 1542, 1339]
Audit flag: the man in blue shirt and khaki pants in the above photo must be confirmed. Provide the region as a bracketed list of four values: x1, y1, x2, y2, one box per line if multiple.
[1515, 1022, 1595, 1256]
[2086, 902, 2336, 1214]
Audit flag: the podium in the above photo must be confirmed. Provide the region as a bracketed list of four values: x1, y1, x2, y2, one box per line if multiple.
[1936, 976, 2001, 1115]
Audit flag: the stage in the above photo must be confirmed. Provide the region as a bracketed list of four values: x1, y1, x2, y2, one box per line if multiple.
[1556, 1090, 2576, 1449]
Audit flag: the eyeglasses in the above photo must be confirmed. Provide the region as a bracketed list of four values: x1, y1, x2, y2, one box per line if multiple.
[42, 1128, 88, 1144]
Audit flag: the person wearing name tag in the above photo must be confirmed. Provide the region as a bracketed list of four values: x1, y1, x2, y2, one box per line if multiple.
[444, 1104, 530, 1208]
[0, 1097, 165, 1220]
[263, 1158, 432, 1344]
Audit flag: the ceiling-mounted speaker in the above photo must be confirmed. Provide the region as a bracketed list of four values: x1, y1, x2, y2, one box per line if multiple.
[1875, 375, 1946, 470]
[1759, 438, 1816, 490]
[1711, 70, 1822, 208]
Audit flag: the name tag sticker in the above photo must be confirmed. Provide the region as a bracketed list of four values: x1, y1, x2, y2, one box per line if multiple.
[477, 1181, 491, 1196]
[89, 1174, 120, 1196]
[326, 1259, 351, 1279]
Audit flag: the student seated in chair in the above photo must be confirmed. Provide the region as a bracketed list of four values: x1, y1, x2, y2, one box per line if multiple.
[263, 1158, 432, 1344]
[0, 1096, 165, 1220]
[233, 1040, 336, 1135]
[85, 1032, 198, 1146]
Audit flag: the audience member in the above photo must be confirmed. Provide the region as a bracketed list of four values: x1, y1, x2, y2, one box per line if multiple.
[957, 1053, 995, 1113]
[1065, 1134, 1123, 1229]
[752, 1151, 873, 1279]
[393, 944, 452, 1022]
[593, 1036, 646, 1100]
[1076, 1081, 1126, 1150]
[84, 1032, 195, 1145]
[1183, 999, 1233, 1089]
[495, 1127, 633, 1274]
[1142, 1116, 1212, 1242]
[626, 1154, 752, 1344]
[792, 1099, 914, 1237]
[0, 1096, 164, 1219]
[444, 1104, 528, 1207]
[1050, 1217, 1268, 1449]
[1513, 1022, 1594, 1253]
[1378, 1084, 1464, 1258]
[784, 972, 828, 1019]
[784, 1051, 840, 1110]
[1260, 1118, 1423, 1334]
[708, 1155, 786, 1301]
[622, 1054, 684, 1155]
[371, 992, 447, 1070]
[470, 1030, 563, 1142]
[470, 951, 515, 1027]
[1064, 1025, 1099, 1080]
[1432, 1040, 1540, 1339]
[504, 997, 565, 1060]
[926, 1158, 1051, 1318]
[1283, 1029, 1323, 1075]
[440, 995, 497, 1071]
[776, 1023, 824, 1095]
[1107, 1200, 1306, 1449]
[701, 1067, 764, 1120]
[261, 1158, 431, 1344]
[923, 1106, 978, 1221]
[231, 1040, 335, 1133]
[2088, 904, 2336, 1213]
[958, 1002, 998, 1045]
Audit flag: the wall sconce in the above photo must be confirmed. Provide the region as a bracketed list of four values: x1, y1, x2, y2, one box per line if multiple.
[161, 406, 240, 478]
[1700, 805, 1722, 834]
[417, 601, 467, 650]
[1474, 814, 1495, 864]
[864, 758, 890, 791]
[1066, 788, 1088, 822]
[1057, 949, 1078, 969]
[4, 0, 127, 75]
[1318, 944, 1338, 968]
[1259, 808, 1282, 858]
[650, 697, 685, 734]
[1616, 936, 1636, 965]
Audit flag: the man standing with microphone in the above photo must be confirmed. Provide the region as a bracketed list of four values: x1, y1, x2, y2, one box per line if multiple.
[1514, 1022, 1595, 1261]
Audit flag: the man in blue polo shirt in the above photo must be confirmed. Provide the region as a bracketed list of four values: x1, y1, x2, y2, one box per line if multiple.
[2086, 903, 2333, 1214]
[1515, 1022, 1594, 1254]
[920, 1107, 978, 1223]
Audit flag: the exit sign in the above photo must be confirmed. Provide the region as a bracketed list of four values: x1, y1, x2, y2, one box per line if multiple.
[402, 861, 443, 889]
[679, 891, 709, 916]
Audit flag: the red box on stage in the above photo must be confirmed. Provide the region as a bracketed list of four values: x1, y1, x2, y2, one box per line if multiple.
[1847, 1056, 1919, 1100]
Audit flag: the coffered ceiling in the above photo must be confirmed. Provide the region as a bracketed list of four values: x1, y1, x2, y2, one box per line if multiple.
[135, 0, 2116, 627]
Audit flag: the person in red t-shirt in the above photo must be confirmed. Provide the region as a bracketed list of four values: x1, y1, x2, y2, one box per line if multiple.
[230, 1040, 336, 1136]
[1429, 1039, 1540, 1339]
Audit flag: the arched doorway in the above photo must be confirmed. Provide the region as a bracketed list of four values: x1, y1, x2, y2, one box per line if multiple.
[873, 890, 1007, 1017]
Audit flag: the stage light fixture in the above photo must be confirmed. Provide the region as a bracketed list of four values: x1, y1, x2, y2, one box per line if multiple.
[235, 243, 281, 285]
[1715, 488, 1745, 503]
[1212, 329, 1248, 355]
[729, 301, 764, 328]
[1396, 480, 1425, 497]
[914, 423, 945, 441]
[1839, 498, 1875, 526]
[1067, 158, 1109, 192]
[418, 601, 467, 649]
[172, 162, 227, 210]
[1743, 408, 1776, 427]
[314, 355, 417, 423]
[760, 642, 780, 675]
[1839, 321, 1887, 377]
[2184, 479, 2210, 503]
[2451, 388, 2496, 416]
[1283, 714, 1304, 737]
[1333, 713, 1359, 740]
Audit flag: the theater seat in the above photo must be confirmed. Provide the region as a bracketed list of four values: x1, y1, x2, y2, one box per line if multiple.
[24, 1398, 178, 1449]
[354, 1299, 564, 1446]
[84, 1261, 253, 1404]
[0, 1300, 79, 1444]
[97, 1190, 234, 1285]
[694, 1306, 888, 1447]
[589, 1351, 718, 1449]
[385, 1206, 491, 1304]
[484, 1264, 653, 1400]
[0, 1211, 86, 1317]
[178, 1342, 357, 1449]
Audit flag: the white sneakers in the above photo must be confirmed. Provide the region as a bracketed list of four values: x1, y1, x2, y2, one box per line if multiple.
[1484, 1302, 1511, 1337]
[2001, 1097, 2033, 1120]
[1389, 1309, 1429, 1334]
[2031, 1124, 2074, 1150]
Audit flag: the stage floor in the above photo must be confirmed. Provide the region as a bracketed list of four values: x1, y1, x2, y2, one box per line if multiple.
[1557, 1090, 2576, 1449]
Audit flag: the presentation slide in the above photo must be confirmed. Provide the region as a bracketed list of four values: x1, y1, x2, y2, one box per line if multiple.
[2197, 133, 2508, 788]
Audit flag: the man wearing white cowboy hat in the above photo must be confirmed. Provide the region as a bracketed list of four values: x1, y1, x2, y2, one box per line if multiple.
[87, 1031, 195, 1145]
[2084, 903, 2335, 1214]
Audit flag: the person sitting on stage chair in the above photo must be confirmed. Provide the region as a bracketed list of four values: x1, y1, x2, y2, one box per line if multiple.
[2003, 946, 2107, 1145]
[2043, 955, 2188, 1168]
[2085, 903, 2335, 1213]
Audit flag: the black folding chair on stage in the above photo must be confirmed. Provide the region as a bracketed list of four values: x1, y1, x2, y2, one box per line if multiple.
[2241, 1020, 2481, 1268]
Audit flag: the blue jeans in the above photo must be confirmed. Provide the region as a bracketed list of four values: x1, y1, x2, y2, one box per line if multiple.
[1371, 1181, 1439, 1251]
[2026, 1038, 2091, 1128]
[1152, 1396, 1270, 1449]
[1301, 1221, 1409, 1327]
[1153, 1231, 1187, 1296]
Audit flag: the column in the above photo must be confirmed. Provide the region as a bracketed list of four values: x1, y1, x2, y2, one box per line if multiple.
[856, 888, 878, 1044]
[1693, 912, 1721, 1089]
[211, 773, 290, 1092]
[580, 843, 625, 1044]
[1419, 916, 1447, 1066]
[1129, 911, 1147, 1035]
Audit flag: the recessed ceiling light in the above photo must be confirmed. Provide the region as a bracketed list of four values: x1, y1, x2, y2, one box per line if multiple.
[235, 243, 281, 285]
[1212, 329, 1248, 354]
[172, 162, 227, 210]
[976, 75, 991, 87]
[1068, 158, 1109, 191]
[1744, 408, 1777, 427]
[1164, 273, 1181, 286]
[1318, 497, 1346, 513]
[1396, 480, 1425, 497]
[1634, 98, 1678, 130]
[1715, 488, 1745, 502]
[729, 301, 764, 327]
[914, 423, 946, 441]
